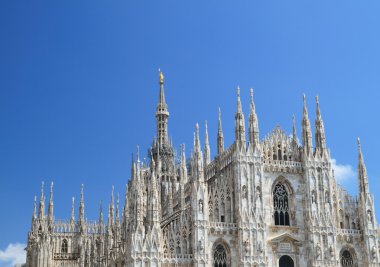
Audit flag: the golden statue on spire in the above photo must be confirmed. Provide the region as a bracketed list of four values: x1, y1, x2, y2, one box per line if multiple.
[159, 69, 164, 84]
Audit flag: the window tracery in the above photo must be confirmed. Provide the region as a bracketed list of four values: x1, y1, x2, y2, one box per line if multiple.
[213, 244, 228, 267]
[61, 239, 68, 253]
[273, 183, 290, 226]
[340, 250, 356, 267]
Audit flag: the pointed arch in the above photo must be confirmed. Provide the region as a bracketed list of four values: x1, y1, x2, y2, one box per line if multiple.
[61, 239, 68, 253]
[340, 247, 357, 267]
[212, 239, 230, 267]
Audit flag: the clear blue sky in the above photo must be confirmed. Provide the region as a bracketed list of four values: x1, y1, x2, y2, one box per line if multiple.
[1, 0, 380, 259]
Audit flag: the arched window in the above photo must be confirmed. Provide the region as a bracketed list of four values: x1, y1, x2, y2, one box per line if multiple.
[213, 244, 227, 267]
[341, 250, 356, 267]
[273, 183, 290, 226]
[61, 239, 68, 253]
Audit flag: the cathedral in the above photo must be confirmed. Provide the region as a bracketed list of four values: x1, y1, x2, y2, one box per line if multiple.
[26, 72, 380, 267]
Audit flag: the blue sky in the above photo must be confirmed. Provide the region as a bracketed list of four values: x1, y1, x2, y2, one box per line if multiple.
[1, 1, 380, 265]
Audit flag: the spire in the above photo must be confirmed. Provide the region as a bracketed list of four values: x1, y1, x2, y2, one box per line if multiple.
[38, 181, 45, 219]
[33, 195, 37, 221]
[116, 193, 120, 225]
[314, 96, 327, 156]
[48, 181, 54, 225]
[70, 197, 75, 225]
[108, 186, 115, 227]
[180, 144, 188, 184]
[204, 121, 210, 165]
[358, 138, 369, 196]
[194, 123, 201, 155]
[79, 184, 85, 225]
[292, 114, 298, 148]
[156, 69, 170, 146]
[235, 86, 246, 146]
[131, 153, 135, 179]
[217, 107, 224, 154]
[123, 184, 128, 219]
[302, 94, 313, 157]
[98, 200, 103, 233]
[248, 88, 259, 148]
[193, 123, 204, 182]
[136, 145, 140, 164]
[99, 200, 103, 225]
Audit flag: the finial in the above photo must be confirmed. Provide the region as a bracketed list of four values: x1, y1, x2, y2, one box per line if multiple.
[315, 95, 319, 104]
[218, 107, 221, 118]
[205, 120, 208, 131]
[137, 145, 140, 162]
[357, 137, 361, 150]
[50, 181, 53, 194]
[237, 86, 240, 96]
[196, 123, 199, 136]
[159, 69, 164, 84]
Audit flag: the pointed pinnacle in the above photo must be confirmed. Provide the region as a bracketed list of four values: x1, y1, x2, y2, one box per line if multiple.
[40, 181, 45, 200]
[80, 184, 84, 203]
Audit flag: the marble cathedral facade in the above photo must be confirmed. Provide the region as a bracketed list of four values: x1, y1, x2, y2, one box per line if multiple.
[26, 72, 380, 267]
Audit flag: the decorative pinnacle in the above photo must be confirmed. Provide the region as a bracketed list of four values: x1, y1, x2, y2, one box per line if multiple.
[40, 181, 44, 200]
[71, 196, 75, 221]
[33, 196, 37, 218]
[250, 88, 253, 99]
[237, 86, 240, 97]
[80, 184, 84, 202]
[111, 185, 115, 204]
[303, 94, 308, 116]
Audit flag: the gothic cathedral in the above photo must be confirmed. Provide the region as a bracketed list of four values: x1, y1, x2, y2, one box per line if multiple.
[26, 72, 380, 267]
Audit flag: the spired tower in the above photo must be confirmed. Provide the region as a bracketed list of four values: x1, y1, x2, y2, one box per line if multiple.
[25, 72, 379, 267]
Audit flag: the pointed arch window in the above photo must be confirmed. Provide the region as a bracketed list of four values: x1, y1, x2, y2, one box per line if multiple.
[61, 239, 68, 253]
[341, 250, 356, 267]
[213, 244, 228, 267]
[273, 183, 290, 226]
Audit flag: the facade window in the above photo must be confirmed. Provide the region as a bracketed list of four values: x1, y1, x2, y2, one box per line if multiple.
[213, 244, 227, 267]
[341, 250, 356, 267]
[273, 183, 290, 226]
[61, 239, 68, 253]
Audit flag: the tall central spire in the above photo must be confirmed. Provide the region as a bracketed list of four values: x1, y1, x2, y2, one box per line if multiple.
[156, 69, 170, 147]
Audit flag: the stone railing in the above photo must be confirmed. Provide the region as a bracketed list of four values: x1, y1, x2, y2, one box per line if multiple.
[209, 222, 237, 231]
[163, 254, 193, 260]
[54, 252, 79, 260]
[263, 160, 303, 173]
[337, 229, 362, 235]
